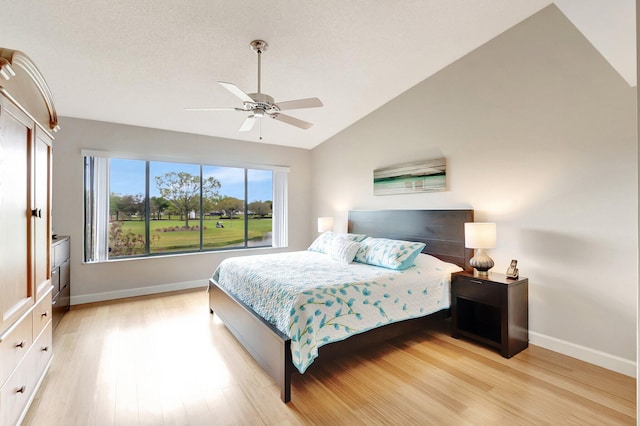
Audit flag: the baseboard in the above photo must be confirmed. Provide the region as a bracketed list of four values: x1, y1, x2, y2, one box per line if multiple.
[70, 279, 207, 305]
[529, 331, 637, 378]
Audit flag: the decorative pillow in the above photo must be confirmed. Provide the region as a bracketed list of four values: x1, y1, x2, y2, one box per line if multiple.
[354, 237, 426, 270]
[328, 239, 361, 264]
[307, 232, 334, 253]
[308, 231, 367, 254]
[345, 233, 367, 243]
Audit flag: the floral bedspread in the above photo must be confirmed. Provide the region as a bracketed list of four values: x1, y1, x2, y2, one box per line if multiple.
[211, 251, 456, 373]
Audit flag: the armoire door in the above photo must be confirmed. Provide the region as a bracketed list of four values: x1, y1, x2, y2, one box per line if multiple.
[33, 127, 51, 299]
[0, 99, 34, 331]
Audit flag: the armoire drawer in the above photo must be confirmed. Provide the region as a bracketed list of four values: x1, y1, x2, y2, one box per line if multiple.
[32, 322, 53, 383]
[0, 356, 34, 426]
[33, 291, 52, 338]
[0, 323, 52, 426]
[0, 316, 33, 387]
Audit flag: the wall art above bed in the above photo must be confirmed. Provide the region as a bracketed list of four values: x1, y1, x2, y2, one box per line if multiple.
[373, 157, 446, 195]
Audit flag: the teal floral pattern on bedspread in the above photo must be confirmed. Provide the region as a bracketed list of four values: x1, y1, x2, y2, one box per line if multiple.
[211, 251, 454, 373]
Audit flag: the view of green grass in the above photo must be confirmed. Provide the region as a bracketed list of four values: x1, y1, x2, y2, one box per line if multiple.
[113, 217, 272, 254]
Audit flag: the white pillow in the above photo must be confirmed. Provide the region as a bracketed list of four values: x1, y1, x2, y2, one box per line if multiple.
[328, 239, 361, 264]
[413, 253, 463, 274]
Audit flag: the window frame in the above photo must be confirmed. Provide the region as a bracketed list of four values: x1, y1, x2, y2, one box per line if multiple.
[82, 150, 289, 263]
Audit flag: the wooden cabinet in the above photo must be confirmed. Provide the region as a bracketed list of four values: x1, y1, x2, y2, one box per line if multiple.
[51, 236, 71, 330]
[451, 270, 529, 358]
[0, 100, 34, 332]
[0, 48, 59, 425]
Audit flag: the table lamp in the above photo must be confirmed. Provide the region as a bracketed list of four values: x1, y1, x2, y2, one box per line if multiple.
[464, 222, 496, 276]
[317, 217, 334, 233]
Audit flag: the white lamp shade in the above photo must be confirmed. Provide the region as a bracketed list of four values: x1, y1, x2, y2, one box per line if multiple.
[317, 217, 334, 233]
[464, 222, 496, 249]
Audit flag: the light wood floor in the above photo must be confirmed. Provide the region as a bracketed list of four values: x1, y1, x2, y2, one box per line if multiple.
[24, 289, 635, 425]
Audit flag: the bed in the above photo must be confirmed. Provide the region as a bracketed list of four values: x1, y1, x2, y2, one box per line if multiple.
[208, 209, 474, 402]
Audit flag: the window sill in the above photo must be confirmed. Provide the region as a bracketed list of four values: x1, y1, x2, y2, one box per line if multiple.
[82, 245, 289, 265]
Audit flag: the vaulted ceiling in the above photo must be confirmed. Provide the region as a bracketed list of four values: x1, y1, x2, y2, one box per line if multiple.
[1, 1, 635, 149]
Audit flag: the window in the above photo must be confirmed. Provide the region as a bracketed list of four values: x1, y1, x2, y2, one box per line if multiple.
[83, 152, 288, 262]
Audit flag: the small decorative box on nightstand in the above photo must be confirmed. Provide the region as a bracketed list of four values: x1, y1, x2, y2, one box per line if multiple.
[451, 270, 528, 358]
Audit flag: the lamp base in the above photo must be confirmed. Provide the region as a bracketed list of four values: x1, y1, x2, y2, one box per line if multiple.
[469, 248, 494, 277]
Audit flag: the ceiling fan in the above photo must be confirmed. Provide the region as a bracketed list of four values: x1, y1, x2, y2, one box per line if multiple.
[186, 40, 323, 133]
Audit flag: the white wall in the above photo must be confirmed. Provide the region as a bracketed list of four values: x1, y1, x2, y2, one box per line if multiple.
[52, 117, 312, 304]
[311, 5, 638, 375]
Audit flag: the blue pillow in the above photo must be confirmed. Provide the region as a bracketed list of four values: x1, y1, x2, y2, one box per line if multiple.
[354, 237, 425, 270]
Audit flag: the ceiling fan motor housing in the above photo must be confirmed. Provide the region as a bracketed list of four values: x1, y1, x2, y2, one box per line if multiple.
[246, 93, 279, 115]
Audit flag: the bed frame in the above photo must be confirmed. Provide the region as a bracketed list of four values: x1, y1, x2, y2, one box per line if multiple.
[208, 209, 474, 402]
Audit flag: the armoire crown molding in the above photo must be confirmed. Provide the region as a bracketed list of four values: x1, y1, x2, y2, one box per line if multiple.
[0, 48, 59, 132]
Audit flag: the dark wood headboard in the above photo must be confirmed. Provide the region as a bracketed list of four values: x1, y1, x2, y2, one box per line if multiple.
[348, 209, 474, 269]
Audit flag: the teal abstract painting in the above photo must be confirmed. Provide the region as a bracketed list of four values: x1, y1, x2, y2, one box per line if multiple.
[374, 158, 446, 195]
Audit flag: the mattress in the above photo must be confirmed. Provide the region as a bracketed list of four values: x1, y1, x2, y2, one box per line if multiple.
[211, 250, 461, 373]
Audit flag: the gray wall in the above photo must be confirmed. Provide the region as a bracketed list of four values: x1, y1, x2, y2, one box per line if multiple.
[311, 5, 637, 375]
[52, 117, 312, 303]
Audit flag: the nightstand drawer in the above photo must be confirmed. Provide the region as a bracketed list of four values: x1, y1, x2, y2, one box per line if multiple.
[453, 277, 500, 306]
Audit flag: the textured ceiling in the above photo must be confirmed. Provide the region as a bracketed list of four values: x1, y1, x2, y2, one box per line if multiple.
[1, 1, 635, 149]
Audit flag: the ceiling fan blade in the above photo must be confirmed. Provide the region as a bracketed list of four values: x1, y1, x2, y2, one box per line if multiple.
[272, 113, 313, 129]
[275, 97, 323, 111]
[218, 81, 254, 104]
[239, 115, 257, 132]
[184, 107, 244, 111]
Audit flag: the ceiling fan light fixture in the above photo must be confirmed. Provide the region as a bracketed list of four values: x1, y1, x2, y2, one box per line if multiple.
[254, 109, 265, 118]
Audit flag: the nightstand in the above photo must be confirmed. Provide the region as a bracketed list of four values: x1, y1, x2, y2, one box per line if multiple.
[451, 270, 528, 358]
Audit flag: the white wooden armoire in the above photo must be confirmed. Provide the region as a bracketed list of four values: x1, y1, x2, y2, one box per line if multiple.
[0, 48, 58, 425]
